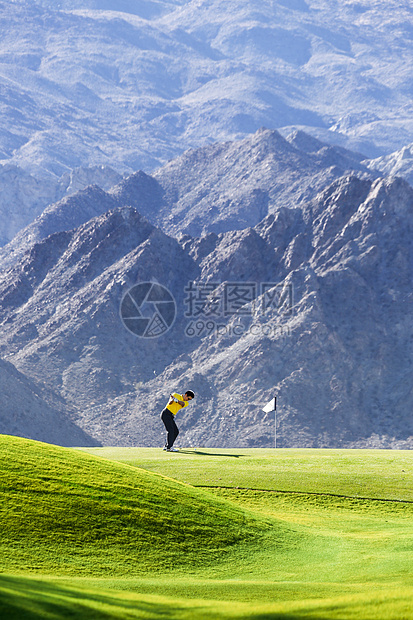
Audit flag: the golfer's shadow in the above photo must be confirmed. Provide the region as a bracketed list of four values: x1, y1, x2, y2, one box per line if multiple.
[178, 449, 242, 458]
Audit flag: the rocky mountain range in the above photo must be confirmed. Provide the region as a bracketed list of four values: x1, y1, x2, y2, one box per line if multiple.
[1, 0, 412, 181]
[0, 129, 412, 449]
[0, 127, 373, 262]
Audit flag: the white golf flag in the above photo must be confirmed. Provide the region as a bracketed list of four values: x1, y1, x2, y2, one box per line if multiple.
[262, 397, 276, 413]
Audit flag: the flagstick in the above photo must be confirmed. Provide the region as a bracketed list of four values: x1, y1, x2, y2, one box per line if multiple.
[262, 396, 277, 449]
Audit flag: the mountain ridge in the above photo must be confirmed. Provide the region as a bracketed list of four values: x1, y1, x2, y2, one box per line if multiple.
[0, 128, 377, 267]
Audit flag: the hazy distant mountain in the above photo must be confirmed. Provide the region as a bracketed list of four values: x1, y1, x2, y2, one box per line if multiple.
[0, 164, 412, 449]
[1, 0, 412, 180]
[0, 184, 119, 268]
[150, 128, 374, 236]
[365, 144, 413, 187]
[0, 128, 374, 263]
[0, 356, 98, 447]
[0, 164, 121, 246]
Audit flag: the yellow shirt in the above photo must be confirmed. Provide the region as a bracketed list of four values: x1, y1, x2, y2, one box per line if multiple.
[167, 393, 188, 416]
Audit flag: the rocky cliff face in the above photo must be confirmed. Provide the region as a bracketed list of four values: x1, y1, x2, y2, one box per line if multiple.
[365, 144, 413, 187]
[0, 185, 119, 269]
[0, 151, 412, 448]
[7, 129, 413, 260]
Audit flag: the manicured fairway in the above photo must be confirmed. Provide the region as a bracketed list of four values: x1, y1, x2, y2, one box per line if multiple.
[86, 446, 413, 501]
[1, 436, 412, 619]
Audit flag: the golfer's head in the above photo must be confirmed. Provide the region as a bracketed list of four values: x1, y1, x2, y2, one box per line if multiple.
[184, 390, 195, 401]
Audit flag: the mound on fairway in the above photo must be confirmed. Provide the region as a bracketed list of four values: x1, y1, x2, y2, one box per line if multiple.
[0, 435, 266, 576]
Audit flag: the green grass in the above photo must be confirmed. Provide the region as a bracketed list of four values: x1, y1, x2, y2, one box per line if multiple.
[1, 575, 413, 619]
[0, 436, 266, 576]
[1, 436, 413, 619]
[85, 446, 413, 501]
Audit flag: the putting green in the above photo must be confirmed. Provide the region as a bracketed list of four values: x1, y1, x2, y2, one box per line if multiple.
[85, 446, 413, 501]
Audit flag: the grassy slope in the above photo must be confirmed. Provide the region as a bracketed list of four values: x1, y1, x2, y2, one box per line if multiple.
[0, 436, 267, 577]
[1, 574, 413, 620]
[81, 446, 413, 617]
[1, 438, 413, 619]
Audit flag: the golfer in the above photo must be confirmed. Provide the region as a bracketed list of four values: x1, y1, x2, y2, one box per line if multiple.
[161, 389, 195, 452]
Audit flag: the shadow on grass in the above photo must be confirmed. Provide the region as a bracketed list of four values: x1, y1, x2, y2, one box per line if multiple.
[0, 574, 145, 620]
[178, 450, 243, 458]
[0, 575, 334, 619]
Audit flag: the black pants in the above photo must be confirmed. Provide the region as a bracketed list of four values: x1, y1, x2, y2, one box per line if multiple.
[161, 408, 179, 449]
